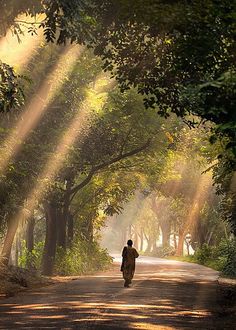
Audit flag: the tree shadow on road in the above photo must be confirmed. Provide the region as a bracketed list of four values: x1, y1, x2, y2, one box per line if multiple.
[0, 271, 235, 329]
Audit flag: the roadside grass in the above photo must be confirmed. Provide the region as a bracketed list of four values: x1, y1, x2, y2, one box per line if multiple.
[165, 255, 236, 279]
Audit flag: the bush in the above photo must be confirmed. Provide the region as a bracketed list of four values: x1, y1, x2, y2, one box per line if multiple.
[54, 239, 113, 275]
[18, 241, 44, 270]
[193, 238, 236, 277]
[217, 238, 236, 277]
[194, 243, 215, 265]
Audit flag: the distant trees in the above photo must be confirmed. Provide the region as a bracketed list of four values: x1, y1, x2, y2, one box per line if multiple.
[106, 127, 229, 256]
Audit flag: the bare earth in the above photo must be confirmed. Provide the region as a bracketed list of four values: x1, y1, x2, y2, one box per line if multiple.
[0, 256, 235, 330]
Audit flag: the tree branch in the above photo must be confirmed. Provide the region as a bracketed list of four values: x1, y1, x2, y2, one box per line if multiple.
[70, 139, 151, 199]
[69, 169, 95, 202]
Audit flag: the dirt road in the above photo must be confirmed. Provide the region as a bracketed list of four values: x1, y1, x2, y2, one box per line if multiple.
[0, 256, 234, 329]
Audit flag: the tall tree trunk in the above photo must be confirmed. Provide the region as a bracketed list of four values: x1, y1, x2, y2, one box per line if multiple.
[58, 180, 73, 249]
[152, 238, 157, 254]
[176, 229, 185, 256]
[41, 202, 57, 275]
[173, 222, 177, 250]
[133, 232, 138, 249]
[161, 223, 171, 247]
[26, 217, 35, 252]
[57, 208, 67, 249]
[15, 234, 19, 267]
[67, 213, 74, 247]
[173, 233, 177, 250]
[145, 235, 152, 254]
[26, 217, 35, 269]
[139, 229, 144, 252]
[1, 216, 19, 265]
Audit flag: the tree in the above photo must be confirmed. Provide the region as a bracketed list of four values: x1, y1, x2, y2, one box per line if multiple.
[39, 83, 166, 274]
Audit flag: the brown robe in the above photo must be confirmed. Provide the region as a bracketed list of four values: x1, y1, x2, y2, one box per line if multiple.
[122, 246, 139, 284]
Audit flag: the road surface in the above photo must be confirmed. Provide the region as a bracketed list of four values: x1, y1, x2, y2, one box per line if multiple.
[0, 256, 234, 329]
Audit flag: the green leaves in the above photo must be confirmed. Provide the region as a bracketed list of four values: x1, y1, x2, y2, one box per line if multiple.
[0, 62, 25, 112]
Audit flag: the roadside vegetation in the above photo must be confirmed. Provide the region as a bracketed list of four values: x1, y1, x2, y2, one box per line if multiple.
[169, 239, 236, 277]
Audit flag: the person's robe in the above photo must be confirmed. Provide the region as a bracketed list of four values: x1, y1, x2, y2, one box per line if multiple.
[122, 246, 139, 282]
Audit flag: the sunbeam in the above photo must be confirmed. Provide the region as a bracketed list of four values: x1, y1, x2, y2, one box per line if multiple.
[0, 45, 84, 174]
[184, 173, 212, 234]
[9, 74, 110, 228]
[0, 14, 44, 72]
[175, 171, 212, 256]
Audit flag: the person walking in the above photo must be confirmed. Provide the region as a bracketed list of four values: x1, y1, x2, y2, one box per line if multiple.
[121, 239, 139, 287]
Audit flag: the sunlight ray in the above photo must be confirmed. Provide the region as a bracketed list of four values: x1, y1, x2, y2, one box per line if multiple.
[184, 173, 212, 234]
[10, 74, 109, 226]
[0, 14, 44, 72]
[0, 45, 83, 174]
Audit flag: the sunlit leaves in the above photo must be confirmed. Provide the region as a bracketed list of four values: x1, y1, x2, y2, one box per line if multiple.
[0, 62, 25, 112]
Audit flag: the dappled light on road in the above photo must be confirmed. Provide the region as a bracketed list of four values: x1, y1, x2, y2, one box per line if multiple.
[0, 257, 230, 329]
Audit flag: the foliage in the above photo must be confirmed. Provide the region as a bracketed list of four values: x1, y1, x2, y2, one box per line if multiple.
[194, 243, 215, 265]
[0, 0, 42, 38]
[18, 241, 44, 270]
[0, 0, 44, 112]
[0, 62, 25, 112]
[193, 239, 236, 277]
[54, 239, 112, 275]
[217, 238, 236, 277]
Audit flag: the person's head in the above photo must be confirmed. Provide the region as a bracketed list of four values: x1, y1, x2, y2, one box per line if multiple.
[127, 239, 133, 247]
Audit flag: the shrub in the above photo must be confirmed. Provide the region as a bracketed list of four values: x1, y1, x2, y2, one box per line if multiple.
[18, 241, 44, 270]
[193, 238, 236, 277]
[54, 239, 113, 275]
[194, 243, 215, 265]
[217, 238, 236, 277]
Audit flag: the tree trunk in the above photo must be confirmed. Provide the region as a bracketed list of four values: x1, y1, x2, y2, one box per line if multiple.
[133, 232, 138, 249]
[173, 222, 177, 250]
[173, 233, 177, 250]
[145, 236, 152, 254]
[25, 217, 35, 269]
[152, 237, 157, 254]
[15, 234, 19, 267]
[67, 213, 74, 247]
[160, 221, 171, 247]
[26, 217, 35, 252]
[57, 208, 67, 249]
[139, 229, 144, 252]
[176, 229, 185, 256]
[58, 180, 73, 249]
[41, 202, 57, 275]
[0, 216, 19, 265]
